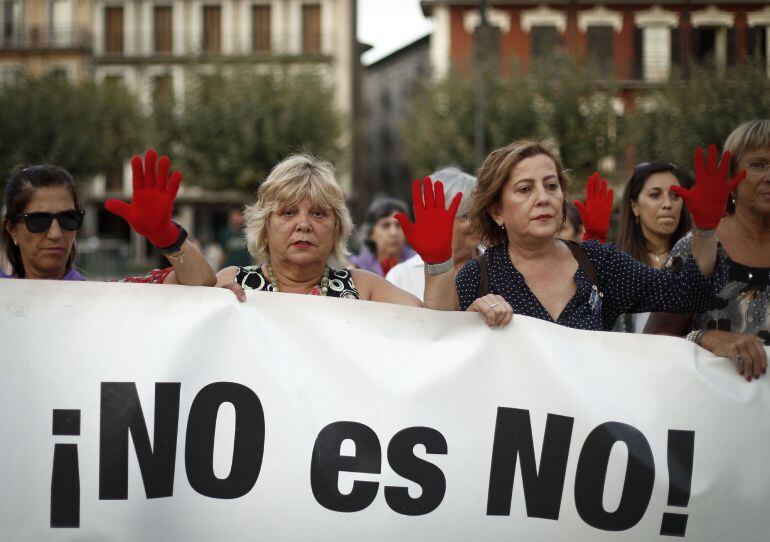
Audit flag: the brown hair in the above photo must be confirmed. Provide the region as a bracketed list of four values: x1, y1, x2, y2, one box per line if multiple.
[470, 139, 568, 248]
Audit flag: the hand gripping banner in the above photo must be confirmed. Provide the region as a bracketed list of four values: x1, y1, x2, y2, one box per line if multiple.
[1, 280, 768, 541]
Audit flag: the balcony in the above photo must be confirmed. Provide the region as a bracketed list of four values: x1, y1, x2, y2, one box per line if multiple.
[0, 26, 92, 51]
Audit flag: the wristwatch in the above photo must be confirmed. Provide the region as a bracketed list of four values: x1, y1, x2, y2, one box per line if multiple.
[158, 222, 189, 255]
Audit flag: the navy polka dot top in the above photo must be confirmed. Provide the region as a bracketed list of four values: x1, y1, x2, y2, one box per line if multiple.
[455, 240, 726, 331]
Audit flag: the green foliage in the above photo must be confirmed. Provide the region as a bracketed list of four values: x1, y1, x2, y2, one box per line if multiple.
[402, 55, 621, 188]
[160, 65, 342, 194]
[0, 73, 145, 179]
[632, 60, 770, 170]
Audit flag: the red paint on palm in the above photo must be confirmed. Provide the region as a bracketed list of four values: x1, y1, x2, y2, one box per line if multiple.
[105, 149, 182, 248]
[395, 177, 462, 264]
[574, 172, 614, 243]
[671, 144, 746, 230]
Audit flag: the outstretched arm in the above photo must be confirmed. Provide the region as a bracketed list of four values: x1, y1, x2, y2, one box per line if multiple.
[105, 149, 216, 286]
[673, 144, 746, 277]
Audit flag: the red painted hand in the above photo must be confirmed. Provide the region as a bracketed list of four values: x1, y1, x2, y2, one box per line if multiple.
[395, 177, 462, 264]
[105, 149, 182, 248]
[574, 172, 614, 243]
[671, 144, 746, 230]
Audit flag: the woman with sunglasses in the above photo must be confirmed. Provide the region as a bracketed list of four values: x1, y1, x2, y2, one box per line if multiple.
[614, 161, 693, 332]
[2, 152, 215, 285]
[646, 120, 770, 381]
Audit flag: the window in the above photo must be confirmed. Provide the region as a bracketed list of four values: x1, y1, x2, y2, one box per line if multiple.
[302, 3, 321, 54]
[586, 26, 614, 75]
[747, 26, 768, 62]
[643, 26, 670, 81]
[531, 25, 560, 58]
[153, 74, 172, 106]
[3, 1, 19, 45]
[252, 5, 271, 52]
[202, 5, 221, 54]
[154, 6, 173, 54]
[691, 26, 733, 67]
[50, 0, 72, 46]
[104, 6, 124, 54]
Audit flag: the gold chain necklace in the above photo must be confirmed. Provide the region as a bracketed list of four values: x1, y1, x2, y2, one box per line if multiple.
[647, 248, 669, 264]
[266, 262, 330, 296]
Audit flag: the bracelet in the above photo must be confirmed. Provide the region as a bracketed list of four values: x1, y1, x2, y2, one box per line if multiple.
[685, 329, 706, 346]
[164, 240, 187, 265]
[425, 257, 454, 275]
[158, 222, 189, 254]
[693, 227, 716, 237]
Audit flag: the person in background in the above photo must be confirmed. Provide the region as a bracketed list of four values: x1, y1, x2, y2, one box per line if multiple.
[217, 207, 252, 268]
[557, 201, 585, 243]
[646, 120, 770, 381]
[400, 139, 740, 330]
[614, 161, 693, 332]
[386, 166, 480, 301]
[1, 151, 215, 286]
[348, 196, 414, 276]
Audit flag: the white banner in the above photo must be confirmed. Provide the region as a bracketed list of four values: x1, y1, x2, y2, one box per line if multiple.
[1, 280, 769, 541]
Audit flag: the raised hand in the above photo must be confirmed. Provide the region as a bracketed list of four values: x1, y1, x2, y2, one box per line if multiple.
[105, 149, 182, 248]
[574, 172, 613, 243]
[671, 144, 746, 230]
[395, 176, 462, 264]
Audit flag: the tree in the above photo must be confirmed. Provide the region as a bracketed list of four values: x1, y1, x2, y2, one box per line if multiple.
[160, 64, 343, 194]
[401, 56, 621, 187]
[632, 60, 770, 169]
[0, 73, 145, 179]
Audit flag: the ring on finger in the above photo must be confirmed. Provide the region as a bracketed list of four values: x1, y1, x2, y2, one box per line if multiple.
[488, 302, 499, 309]
[734, 354, 745, 364]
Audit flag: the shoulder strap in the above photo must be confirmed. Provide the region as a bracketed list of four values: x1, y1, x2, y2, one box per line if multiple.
[475, 253, 490, 298]
[565, 241, 601, 292]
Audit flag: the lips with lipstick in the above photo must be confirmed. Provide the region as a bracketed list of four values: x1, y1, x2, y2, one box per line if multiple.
[532, 214, 553, 221]
[291, 240, 316, 249]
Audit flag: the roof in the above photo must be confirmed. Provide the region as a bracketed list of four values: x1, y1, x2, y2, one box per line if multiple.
[421, 0, 770, 16]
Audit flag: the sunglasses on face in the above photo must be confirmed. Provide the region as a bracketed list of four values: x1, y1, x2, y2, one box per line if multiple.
[13, 210, 85, 233]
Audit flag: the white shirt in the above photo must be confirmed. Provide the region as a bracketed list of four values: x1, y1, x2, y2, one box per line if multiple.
[385, 253, 425, 301]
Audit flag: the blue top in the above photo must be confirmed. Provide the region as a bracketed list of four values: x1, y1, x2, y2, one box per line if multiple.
[0, 268, 86, 281]
[455, 240, 725, 331]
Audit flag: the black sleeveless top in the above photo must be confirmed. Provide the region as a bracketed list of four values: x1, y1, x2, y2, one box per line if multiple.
[234, 265, 360, 299]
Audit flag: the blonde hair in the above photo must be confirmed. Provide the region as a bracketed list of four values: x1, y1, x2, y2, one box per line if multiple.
[470, 139, 569, 247]
[723, 119, 770, 213]
[244, 154, 353, 263]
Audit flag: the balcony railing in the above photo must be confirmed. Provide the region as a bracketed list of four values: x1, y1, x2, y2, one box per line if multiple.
[0, 26, 92, 51]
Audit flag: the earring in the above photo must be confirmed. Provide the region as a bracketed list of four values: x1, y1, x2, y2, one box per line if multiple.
[499, 222, 505, 230]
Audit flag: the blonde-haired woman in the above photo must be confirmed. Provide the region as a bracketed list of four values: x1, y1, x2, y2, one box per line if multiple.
[214, 154, 420, 306]
[398, 139, 741, 330]
[646, 119, 770, 380]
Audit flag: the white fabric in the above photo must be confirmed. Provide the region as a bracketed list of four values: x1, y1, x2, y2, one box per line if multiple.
[385, 253, 425, 300]
[1, 280, 769, 541]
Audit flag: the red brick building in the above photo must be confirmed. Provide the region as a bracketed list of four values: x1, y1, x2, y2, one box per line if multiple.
[421, 1, 770, 88]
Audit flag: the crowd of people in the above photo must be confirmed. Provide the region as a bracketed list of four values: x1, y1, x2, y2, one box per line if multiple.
[2, 120, 768, 381]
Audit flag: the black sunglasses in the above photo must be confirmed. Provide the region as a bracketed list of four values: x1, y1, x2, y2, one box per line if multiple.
[13, 210, 85, 233]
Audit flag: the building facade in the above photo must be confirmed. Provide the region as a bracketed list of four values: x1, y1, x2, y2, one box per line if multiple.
[1, 0, 360, 271]
[363, 34, 430, 206]
[421, 1, 770, 85]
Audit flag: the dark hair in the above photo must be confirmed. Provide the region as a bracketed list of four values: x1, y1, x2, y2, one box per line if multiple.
[564, 200, 583, 232]
[362, 195, 409, 253]
[616, 161, 693, 266]
[2, 165, 81, 278]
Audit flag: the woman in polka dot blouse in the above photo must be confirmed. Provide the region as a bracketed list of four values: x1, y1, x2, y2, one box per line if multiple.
[400, 139, 743, 331]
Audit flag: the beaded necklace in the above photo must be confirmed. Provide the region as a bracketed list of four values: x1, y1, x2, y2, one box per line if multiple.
[266, 262, 330, 296]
